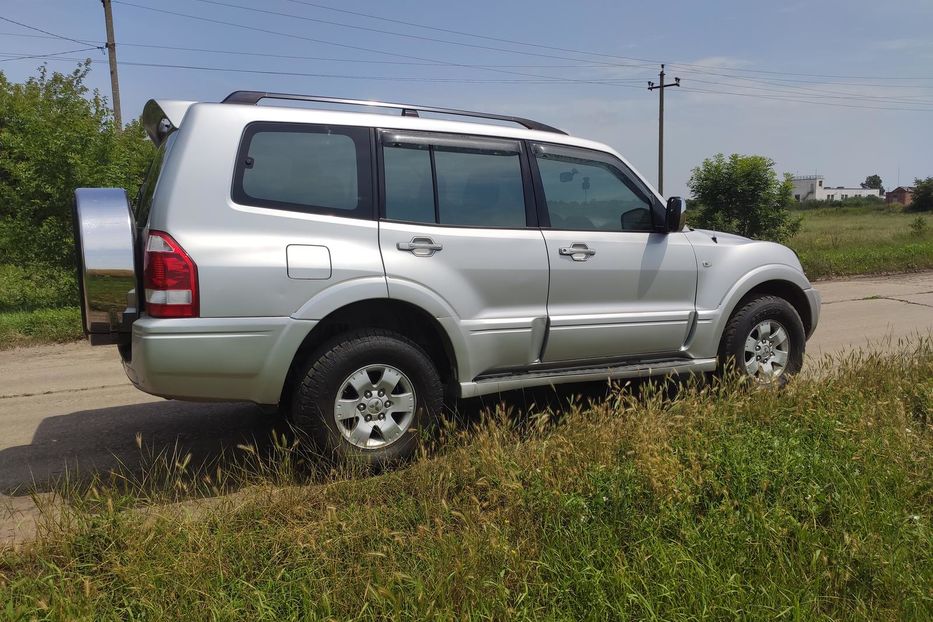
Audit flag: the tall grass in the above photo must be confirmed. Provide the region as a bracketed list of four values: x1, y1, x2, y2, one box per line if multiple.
[1, 342, 931, 620]
[789, 205, 933, 279]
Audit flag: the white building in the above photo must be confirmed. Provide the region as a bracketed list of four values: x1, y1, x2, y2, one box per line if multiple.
[790, 175, 882, 202]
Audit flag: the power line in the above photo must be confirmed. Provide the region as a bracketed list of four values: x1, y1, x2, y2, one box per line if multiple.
[185, 0, 652, 69]
[0, 54, 644, 85]
[0, 46, 101, 63]
[279, 0, 933, 81]
[109, 1, 655, 88]
[0, 16, 101, 48]
[7, 53, 931, 112]
[679, 86, 933, 112]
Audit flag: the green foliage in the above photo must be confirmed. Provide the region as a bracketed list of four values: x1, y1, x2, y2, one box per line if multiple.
[0, 306, 82, 349]
[910, 215, 929, 237]
[863, 173, 884, 193]
[1, 344, 931, 619]
[688, 153, 801, 242]
[0, 62, 154, 269]
[0, 264, 77, 311]
[907, 177, 933, 213]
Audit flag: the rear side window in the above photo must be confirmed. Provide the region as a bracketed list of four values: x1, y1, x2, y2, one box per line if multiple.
[382, 131, 529, 228]
[232, 123, 372, 218]
[133, 132, 175, 228]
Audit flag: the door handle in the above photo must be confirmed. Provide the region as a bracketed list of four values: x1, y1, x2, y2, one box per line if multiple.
[558, 243, 596, 261]
[397, 236, 443, 257]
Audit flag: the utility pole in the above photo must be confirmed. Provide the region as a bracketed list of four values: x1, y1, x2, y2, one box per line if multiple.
[101, 0, 122, 130]
[647, 64, 680, 195]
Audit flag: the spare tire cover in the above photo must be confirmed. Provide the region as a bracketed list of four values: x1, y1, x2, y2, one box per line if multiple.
[73, 188, 137, 336]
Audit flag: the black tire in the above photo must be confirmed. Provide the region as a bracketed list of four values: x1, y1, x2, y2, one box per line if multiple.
[291, 329, 443, 468]
[719, 295, 806, 385]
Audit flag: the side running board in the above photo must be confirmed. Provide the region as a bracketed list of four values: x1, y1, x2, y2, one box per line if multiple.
[459, 357, 718, 399]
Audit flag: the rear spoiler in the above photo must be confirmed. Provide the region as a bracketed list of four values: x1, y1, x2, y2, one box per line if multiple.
[142, 99, 195, 147]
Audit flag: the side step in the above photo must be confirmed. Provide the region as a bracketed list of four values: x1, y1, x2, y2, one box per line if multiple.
[459, 357, 718, 399]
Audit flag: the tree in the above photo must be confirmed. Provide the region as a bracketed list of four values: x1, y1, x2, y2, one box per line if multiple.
[687, 153, 801, 242]
[907, 177, 933, 213]
[862, 174, 884, 194]
[0, 61, 154, 269]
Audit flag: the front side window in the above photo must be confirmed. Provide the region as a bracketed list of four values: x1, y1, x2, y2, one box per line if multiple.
[534, 144, 655, 232]
[382, 132, 528, 228]
[233, 123, 372, 217]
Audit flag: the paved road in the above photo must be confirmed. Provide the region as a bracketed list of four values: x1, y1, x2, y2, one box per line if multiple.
[2, 271, 932, 541]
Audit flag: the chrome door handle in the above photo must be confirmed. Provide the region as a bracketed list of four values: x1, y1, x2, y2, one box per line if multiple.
[397, 237, 443, 257]
[558, 243, 596, 261]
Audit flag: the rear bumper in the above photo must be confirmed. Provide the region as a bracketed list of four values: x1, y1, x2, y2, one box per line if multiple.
[804, 287, 821, 339]
[124, 316, 317, 404]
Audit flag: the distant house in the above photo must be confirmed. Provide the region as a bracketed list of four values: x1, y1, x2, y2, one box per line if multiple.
[790, 175, 882, 202]
[885, 186, 914, 207]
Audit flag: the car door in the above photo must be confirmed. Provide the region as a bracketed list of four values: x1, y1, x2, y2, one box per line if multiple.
[378, 130, 549, 380]
[530, 142, 698, 363]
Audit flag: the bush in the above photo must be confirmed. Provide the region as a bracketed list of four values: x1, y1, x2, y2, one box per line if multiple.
[0, 62, 153, 270]
[688, 153, 801, 242]
[907, 177, 933, 213]
[0, 264, 77, 312]
[910, 215, 929, 237]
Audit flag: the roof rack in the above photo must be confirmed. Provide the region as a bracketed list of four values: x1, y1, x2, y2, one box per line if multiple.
[221, 91, 567, 135]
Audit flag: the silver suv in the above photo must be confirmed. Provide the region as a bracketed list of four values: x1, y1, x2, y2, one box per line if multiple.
[74, 91, 820, 465]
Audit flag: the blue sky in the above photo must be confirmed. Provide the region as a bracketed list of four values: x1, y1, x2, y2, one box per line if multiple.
[3, 0, 932, 197]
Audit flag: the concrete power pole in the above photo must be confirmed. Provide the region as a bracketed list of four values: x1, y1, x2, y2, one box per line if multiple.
[647, 64, 680, 195]
[101, 0, 122, 130]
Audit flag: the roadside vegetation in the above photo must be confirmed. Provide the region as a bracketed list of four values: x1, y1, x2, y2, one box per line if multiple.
[1, 342, 931, 619]
[788, 201, 933, 280]
[0, 63, 151, 350]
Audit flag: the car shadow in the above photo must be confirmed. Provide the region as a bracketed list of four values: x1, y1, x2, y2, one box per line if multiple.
[0, 380, 626, 498]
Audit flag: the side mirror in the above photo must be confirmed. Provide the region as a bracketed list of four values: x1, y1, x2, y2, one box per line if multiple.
[665, 196, 686, 232]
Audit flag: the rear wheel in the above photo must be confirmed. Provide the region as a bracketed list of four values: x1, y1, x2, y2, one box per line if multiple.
[292, 329, 443, 468]
[720, 295, 805, 385]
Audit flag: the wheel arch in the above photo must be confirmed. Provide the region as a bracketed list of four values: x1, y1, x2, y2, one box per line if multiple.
[732, 279, 813, 338]
[280, 298, 458, 406]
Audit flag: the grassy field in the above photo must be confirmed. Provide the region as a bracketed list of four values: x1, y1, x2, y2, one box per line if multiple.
[1, 343, 930, 620]
[788, 205, 933, 280]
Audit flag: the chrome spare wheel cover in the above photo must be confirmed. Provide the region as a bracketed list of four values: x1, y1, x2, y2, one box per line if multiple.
[73, 188, 137, 342]
[334, 364, 417, 449]
[743, 319, 790, 383]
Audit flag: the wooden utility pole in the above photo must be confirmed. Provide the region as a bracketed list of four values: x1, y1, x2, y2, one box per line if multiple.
[101, 0, 122, 130]
[647, 64, 680, 195]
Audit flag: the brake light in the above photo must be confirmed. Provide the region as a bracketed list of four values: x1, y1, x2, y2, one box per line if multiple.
[143, 231, 199, 318]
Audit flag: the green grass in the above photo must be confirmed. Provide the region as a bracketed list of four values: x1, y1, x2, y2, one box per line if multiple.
[789, 205, 933, 280]
[1, 343, 931, 620]
[0, 307, 83, 350]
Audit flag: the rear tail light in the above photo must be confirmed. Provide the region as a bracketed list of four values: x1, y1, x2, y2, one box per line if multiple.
[143, 231, 199, 318]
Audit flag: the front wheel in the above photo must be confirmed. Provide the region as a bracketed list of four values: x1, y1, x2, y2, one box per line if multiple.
[719, 295, 806, 385]
[292, 329, 443, 468]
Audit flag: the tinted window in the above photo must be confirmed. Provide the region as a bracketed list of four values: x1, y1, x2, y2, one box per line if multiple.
[133, 132, 175, 228]
[434, 148, 526, 227]
[535, 146, 654, 232]
[384, 144, 435, 224]
[233, 123, 372, 217]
